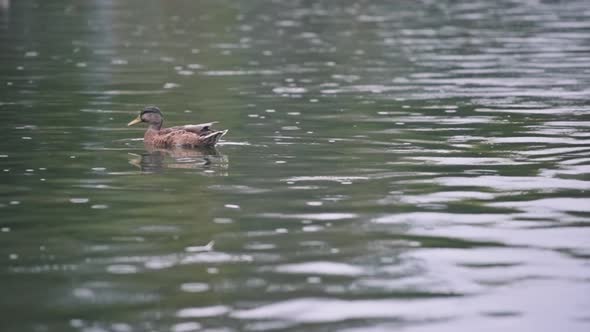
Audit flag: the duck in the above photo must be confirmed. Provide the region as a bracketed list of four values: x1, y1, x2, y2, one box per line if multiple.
[127, 106, 227, 148]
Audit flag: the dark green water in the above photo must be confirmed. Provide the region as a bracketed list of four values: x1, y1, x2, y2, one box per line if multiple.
[1, 0, 590, 331]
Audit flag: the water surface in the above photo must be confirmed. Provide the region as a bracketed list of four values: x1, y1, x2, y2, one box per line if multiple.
[1, 1, 590, 331]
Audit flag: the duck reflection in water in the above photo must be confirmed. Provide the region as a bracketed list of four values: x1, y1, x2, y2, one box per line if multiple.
[128, 145, 229, 174]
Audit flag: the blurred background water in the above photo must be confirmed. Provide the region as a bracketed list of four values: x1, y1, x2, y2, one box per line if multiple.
[1, 0, 590, 331]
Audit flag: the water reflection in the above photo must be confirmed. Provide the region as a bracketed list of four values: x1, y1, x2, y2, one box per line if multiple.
[128, 146, 228, 174]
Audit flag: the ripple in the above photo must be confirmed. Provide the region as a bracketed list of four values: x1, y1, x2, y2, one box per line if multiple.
[321, 85, 405, 94]
[171, 322, 201, 332]
[431, 176, 590, 191]
[475, 107, 590, 114]
[374, 212, 510, 225]
[106, 264, 138, 274]
[163, 83, 180, 89]
[415, 223, 590, 249]
[209, 185, 269, 194]
[232, 298, 459, 323]
[272, 87, 307, 94]
[180, 283, 210, 293]
[489, 198, 590, 213]
[398, 191, 496, 204]
[181, 252, 253, 264]
[274, 262, 365, 276]
[519, 146, 590, 157]
[81, 90, 165, 95]
[203, 69, 280, 76]
[407, 157, 530, 166]
[488, 137, 590, 144]
[284, 176, 369, 183]
[260, 212, 357, 221]
[177, 305, 231, 318]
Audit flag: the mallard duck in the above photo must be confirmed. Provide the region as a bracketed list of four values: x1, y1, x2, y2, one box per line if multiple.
[127, 106, 227, 147]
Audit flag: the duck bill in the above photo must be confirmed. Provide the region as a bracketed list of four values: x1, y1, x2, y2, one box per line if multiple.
[127, 116, 142, 126]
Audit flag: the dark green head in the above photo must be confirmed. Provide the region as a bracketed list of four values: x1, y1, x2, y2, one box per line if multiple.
[141, 106, 162, 117]
[128, 106, 164, 127]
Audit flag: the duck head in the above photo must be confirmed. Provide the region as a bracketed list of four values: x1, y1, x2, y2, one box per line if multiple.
[128, 106, 163, 129]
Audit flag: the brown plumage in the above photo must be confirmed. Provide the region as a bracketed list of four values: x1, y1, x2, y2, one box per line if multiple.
[127, 106, 227, 148]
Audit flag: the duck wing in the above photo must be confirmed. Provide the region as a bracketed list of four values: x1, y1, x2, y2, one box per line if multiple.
[165, 122, 219, 135]
[154, 129, 227, 147]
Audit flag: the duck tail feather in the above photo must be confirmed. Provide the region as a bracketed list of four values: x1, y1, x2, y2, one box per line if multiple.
[201, 130, 228, 146]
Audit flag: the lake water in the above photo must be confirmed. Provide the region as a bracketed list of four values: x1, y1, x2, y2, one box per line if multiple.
[1, 1, 590, 331]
